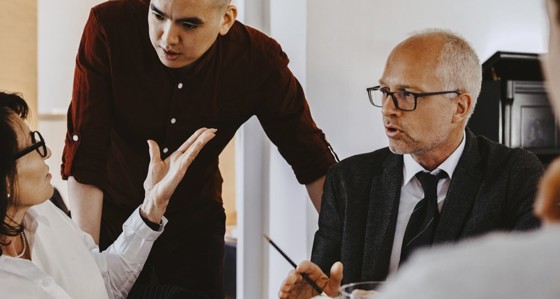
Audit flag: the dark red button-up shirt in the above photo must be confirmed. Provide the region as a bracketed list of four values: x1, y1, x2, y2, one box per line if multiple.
[62, 0, 335, 295]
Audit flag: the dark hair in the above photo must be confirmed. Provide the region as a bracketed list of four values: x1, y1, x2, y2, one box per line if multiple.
[557, 0, 560, 21]
[0, 91, 29, 255]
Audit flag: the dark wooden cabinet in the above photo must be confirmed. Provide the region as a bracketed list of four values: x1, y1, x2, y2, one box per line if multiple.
[468, 51, 559, 167]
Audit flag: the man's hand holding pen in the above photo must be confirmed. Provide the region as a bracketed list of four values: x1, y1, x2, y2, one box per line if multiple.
[279, 260, 344, 299]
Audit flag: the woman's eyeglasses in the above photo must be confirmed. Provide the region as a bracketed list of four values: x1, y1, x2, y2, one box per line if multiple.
[13, 131, 47, 160]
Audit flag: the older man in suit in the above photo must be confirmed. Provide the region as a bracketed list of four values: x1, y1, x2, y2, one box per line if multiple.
[278, 29, 544, 299]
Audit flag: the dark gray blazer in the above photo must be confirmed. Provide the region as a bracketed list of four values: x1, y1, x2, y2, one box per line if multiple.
[311, 130, 543, 284]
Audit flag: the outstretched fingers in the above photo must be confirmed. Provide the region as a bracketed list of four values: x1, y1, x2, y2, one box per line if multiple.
[141, 128, 216, 221]
[175, 128, 213, 154]
[177, 128, 216, 169]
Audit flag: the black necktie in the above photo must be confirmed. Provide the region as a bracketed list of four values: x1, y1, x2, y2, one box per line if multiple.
[400, 171, 447, 265]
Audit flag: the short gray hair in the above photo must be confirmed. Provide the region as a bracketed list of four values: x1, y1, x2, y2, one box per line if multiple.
[413, 29, 482, 117]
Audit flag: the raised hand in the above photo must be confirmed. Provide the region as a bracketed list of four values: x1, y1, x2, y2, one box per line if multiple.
[279, 261, 343, 299]
[141, 128, 216, 223]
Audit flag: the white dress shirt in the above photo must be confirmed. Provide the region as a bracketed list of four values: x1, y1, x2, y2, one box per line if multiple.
[388, 133, 466, 274]
[0, 200, 167, 299]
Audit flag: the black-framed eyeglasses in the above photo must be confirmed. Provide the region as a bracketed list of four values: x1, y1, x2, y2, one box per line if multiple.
[13, 131, 47, 160]
[366, 85, 461, 111]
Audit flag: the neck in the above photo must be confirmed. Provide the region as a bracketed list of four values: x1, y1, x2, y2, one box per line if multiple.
[3, 208, 30, 259]
[1, 231, 27, 259]
[6, 206, 29, 228]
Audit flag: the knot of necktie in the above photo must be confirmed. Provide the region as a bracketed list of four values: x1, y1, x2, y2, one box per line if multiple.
[415, 171, 447, 200]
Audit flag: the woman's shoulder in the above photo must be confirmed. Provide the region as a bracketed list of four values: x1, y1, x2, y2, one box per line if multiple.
[27, 200, 77, 231]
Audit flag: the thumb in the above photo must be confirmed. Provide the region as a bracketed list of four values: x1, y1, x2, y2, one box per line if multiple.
[147, 140, 161, 163]
[326, 262, 343, 295]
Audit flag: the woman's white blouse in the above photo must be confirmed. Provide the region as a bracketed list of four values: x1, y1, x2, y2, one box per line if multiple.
[0, 200, 166, 299]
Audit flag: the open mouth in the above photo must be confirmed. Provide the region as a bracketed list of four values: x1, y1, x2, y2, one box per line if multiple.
[384, 125, 402, 137]
[162, 48, 180, 60]
[386, 127, 398, 133]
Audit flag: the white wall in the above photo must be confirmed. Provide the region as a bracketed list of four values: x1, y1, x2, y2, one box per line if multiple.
[234, 1, 313, 297]
[307, 0, 548, 160]
[37, 0, 106, 205]
[38, 0, 105, 114]
[267, 1, 312, 298]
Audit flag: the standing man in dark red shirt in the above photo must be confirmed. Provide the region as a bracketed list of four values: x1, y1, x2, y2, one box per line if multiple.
[62, 0, 336, 298]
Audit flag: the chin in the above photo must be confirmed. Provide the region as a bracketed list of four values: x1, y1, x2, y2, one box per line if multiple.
[37, 186, 55, 206]
[159, 59, 176, 68]
[388, 142, 409, 155]
[47, 185, 55, 199]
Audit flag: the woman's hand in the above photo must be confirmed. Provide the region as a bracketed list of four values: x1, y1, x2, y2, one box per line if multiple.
[140, 128, 216, 224]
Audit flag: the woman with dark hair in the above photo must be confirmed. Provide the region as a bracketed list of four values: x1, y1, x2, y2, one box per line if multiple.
[0, 91, 215, 299]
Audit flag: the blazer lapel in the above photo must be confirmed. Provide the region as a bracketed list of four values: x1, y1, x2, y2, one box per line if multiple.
[435, 130, 483, 242]
[361, 153, 402, 280]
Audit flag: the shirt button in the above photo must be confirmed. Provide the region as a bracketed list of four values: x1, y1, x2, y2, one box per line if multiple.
[170, 118, 176, 124]
[163, 148, 169, 154]
[72, 135, 79, 141]
[178, 83, 183, 89]
[42, 279, 53, 287]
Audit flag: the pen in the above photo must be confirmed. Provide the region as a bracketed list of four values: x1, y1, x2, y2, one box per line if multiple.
[263, 234, 324, 294]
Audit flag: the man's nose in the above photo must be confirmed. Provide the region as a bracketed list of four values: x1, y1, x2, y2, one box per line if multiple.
[162, 21, 180, 46]
[45, 146, 52, 159]
[382, 95, 400, 116]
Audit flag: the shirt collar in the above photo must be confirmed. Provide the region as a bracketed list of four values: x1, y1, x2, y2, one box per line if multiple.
[23, 201, 53, 234]
[402, 131, 466, 186]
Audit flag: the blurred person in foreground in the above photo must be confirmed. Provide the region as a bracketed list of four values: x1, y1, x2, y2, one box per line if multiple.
[0, 91, 215, 299]
[278, 28, 544, 298]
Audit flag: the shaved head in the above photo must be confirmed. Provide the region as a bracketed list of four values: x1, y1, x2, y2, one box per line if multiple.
[214, 0, 232, 7]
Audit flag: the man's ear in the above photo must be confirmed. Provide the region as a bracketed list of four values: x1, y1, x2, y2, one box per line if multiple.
[219, 5, 237, 36]
[452, 93, 473, 124]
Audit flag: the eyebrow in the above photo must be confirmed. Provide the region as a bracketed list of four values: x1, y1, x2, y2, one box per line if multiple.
[378, 80, 416, 91]
[150, 4, 205, 25]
